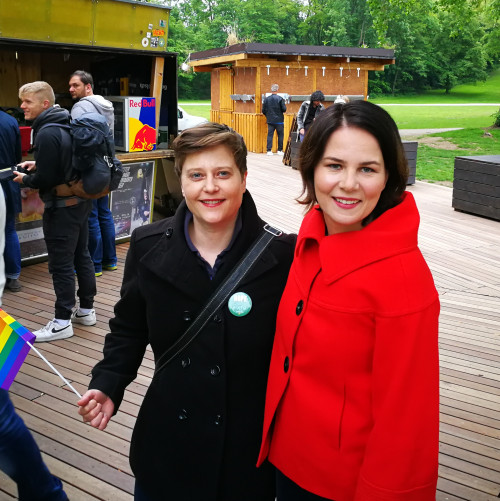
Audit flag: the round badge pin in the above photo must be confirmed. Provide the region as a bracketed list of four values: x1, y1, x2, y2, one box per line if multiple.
[228, 292, 252, 317]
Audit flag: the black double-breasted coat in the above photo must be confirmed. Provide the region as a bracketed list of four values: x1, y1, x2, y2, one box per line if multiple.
[90, 191, 295, 500]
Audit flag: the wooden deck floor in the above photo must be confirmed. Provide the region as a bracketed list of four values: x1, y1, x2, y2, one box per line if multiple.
[1, 152, 500, 500]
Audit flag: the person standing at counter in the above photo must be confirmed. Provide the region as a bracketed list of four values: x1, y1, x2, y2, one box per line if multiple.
[77, 123, 296, 500]
[258, 101, 440, 500]
[13, 81, 97, 341]
[69, 70, 117, 277]
[297, 90, 325, 141]
[262, 84, 287, 156]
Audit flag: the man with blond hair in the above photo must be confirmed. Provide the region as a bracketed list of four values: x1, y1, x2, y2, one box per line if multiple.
[13, 81, 96, 341]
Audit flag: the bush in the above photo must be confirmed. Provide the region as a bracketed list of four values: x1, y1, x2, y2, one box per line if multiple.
[493, 108, 500, 127]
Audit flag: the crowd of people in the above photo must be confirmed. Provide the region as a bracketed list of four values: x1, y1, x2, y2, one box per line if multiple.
[1, 84, 440, 501]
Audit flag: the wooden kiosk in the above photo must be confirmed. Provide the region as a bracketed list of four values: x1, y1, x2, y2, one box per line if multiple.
[190, 43, 395, 153]
[0, 0, 183, 261]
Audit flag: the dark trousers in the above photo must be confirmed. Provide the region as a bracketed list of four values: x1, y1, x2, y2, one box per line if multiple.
[267, 123, 284, 152]
[4, 209, 21, 279]
[42, 200, 96, 319]
[0, 390, 68, 501]
[276, 469, 334, 500]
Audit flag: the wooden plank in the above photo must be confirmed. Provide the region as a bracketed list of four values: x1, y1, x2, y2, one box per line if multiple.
[150, 56, 165, 134]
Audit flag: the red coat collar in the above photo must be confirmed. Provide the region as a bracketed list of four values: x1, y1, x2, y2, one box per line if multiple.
[295, 192, 420, 284]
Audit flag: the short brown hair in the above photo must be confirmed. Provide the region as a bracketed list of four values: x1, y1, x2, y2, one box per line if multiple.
[172, 122, 247, 178]
[70, 70, 94, 88]
[19, 81, 55, 106]
[298, 100, 408, 225]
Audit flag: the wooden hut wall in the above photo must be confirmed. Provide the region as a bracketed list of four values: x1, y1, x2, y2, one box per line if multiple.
[233, 66, 256, 114]
[207, 61, 370, 152]
[210, 69, 221, 110]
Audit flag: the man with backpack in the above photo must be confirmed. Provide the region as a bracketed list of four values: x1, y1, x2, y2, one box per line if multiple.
[69, 70, 117, 277]
[12, 81, 97, 341]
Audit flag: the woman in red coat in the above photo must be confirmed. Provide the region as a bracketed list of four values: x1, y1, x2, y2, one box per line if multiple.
[258, 101, 440, 501]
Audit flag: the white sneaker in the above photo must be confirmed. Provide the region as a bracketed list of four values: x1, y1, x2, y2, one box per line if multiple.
[71, 309, 96, 326]
[33, 320, 74, 342]
[277, 151, 284, 156]
[267, 151, 274, 156]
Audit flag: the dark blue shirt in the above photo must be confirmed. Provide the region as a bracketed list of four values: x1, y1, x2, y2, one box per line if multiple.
[184, 208, 243, 280]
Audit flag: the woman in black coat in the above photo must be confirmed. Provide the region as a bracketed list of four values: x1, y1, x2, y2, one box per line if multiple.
[77, 123, 295, 501]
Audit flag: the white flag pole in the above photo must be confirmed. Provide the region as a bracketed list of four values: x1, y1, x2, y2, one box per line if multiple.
[27, 341, 82, 399]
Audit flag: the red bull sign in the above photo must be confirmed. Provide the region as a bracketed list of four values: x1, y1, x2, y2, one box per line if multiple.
[128, 97, 157, 152]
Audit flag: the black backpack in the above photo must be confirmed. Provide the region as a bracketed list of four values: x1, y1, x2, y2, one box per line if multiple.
[40, 112, 123, 199]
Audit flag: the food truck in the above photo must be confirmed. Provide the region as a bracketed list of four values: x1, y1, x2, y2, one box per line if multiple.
[0, 0, 183, 261]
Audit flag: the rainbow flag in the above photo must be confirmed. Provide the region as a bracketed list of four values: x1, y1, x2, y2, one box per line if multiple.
[0, 308, 35, 390]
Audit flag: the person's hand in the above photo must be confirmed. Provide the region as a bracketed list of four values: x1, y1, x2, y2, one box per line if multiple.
[78, 389, 115, 431]
[18, 161, 36, 172]
[299, 128, 305, 135]
[12, 172, 26, 184]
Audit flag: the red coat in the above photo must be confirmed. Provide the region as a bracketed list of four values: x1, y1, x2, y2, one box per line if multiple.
[258, 192, 440, 501]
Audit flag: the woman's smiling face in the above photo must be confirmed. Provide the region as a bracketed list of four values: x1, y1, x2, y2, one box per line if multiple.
[180, 144, 246, 232]
[314, 125, 388, 235]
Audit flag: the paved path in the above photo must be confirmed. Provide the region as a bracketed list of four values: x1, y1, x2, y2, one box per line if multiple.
[399, 128, 463, 137]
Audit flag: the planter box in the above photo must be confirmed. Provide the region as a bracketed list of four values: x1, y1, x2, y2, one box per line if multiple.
[452, 155, 500, 221]
[402, 141, 417, 185]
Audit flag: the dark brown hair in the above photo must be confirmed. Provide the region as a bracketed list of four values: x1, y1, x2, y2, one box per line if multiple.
[70, 70, 94, 89]
[172, 122, 247, 178]
[298, 100, 409, 225]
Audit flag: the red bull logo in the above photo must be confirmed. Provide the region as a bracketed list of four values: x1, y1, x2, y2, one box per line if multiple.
[132, 124, 156, 151]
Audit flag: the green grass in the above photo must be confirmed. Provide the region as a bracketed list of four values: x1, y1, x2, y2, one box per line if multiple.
[178, 101, 211, 120]
[415, 128, 500, 183]
[380, 105, 499, 129]
[371, 67, 500, 104]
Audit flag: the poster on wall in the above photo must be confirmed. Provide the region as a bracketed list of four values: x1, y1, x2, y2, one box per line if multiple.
[16, 187, 47, 260]
[110, 160, 155, 239]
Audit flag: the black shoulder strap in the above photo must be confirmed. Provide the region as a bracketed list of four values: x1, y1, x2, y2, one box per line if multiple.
[38, 123, 74, 187]
[154, 224, 283, 377]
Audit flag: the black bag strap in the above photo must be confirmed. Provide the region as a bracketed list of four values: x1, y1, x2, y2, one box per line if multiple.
[154, 224, 283, 377]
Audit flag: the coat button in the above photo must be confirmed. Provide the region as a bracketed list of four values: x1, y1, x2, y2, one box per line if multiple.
[181, 357, 191, 368]
[296, 300, 304, 315]
[183, 310, 192, 322]
[210, 365, 221, 376]
[215, 414, 223, 425]
[284, 356, 289, 373]
[165, 227, 173, 238]
[213, 314, 222, 323]
[178, 409, 188, 420]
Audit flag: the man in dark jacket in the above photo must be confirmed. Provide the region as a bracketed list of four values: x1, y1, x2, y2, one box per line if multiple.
[13, 81, 96, 341]
[262, 84, 287, 156]
[69, 70, 117, 277]
[0, 110, 23, 292]
[297, 90, 325, 141]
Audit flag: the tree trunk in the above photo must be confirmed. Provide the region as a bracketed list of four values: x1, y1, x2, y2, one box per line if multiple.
[391, 67, 399, 95]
